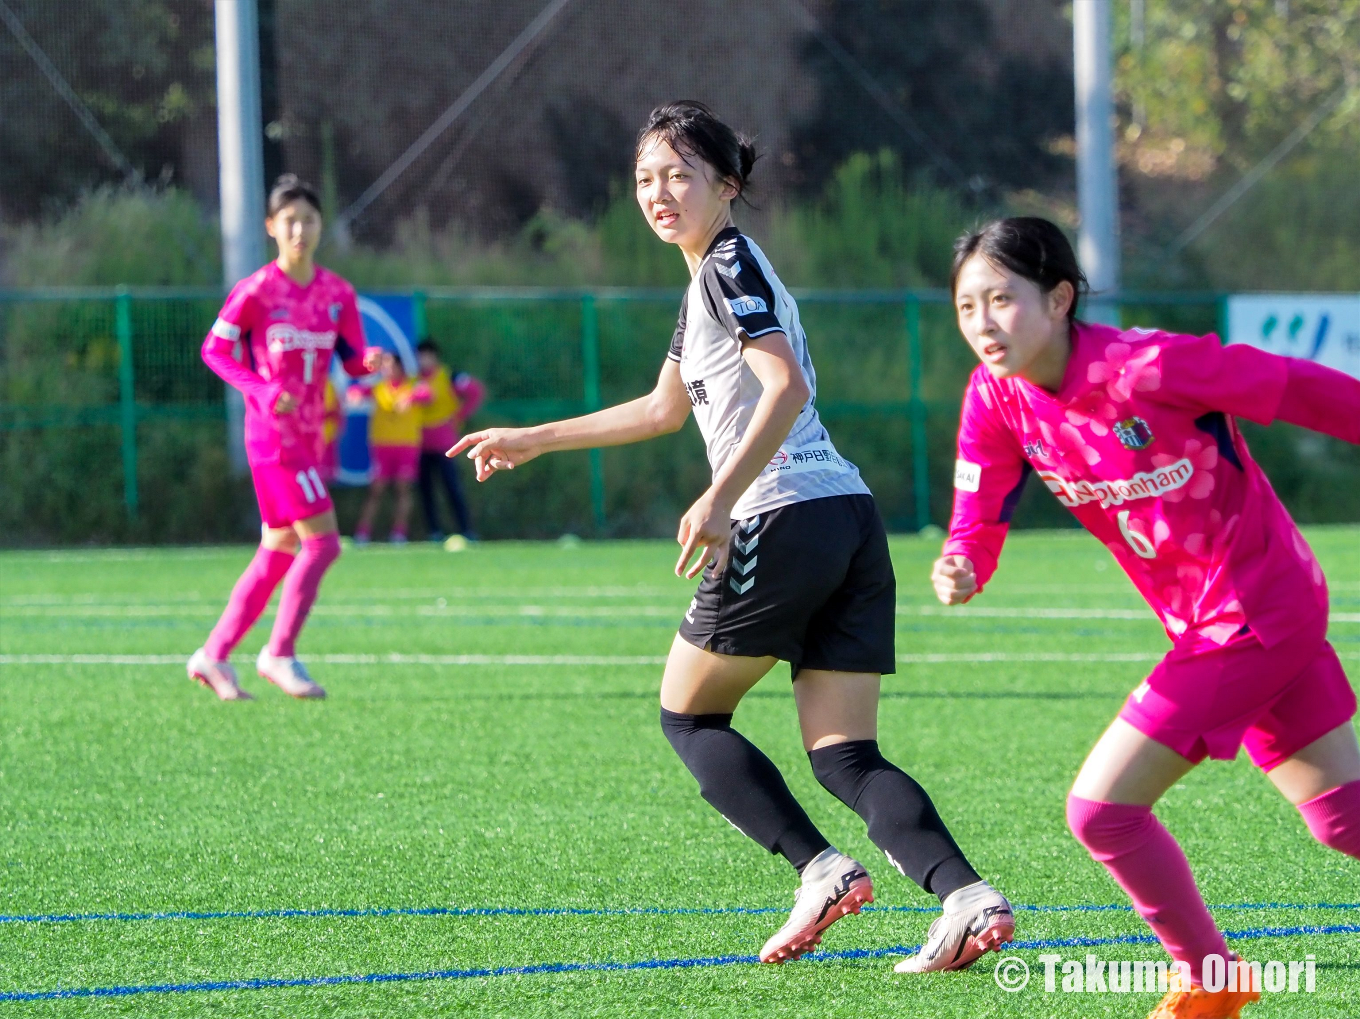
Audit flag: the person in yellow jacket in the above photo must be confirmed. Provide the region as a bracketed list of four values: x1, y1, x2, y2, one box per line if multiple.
[350, 350, 430, 544]
[319, 377, 343, 483]
[416, 338, 485, 542]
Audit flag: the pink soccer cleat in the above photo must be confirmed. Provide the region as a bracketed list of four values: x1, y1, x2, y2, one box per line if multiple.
[759, 849, 873, 963]
[894, 881, 1014, 973]
[187, 648, 253, 701]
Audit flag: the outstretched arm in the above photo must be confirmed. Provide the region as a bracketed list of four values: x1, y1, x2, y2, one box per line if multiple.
[448, 358, 691, 480]
[1157, 334, 1360, 442]
[1273, 357, 1360, 443]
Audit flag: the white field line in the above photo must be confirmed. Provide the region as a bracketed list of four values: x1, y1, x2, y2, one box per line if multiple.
[0, 585, 676, 607]
[8, 579, 1356, 605]
[904, 605, 1152, 620]
[906, 606, 1360, 624]
[0, 653, 669, 667]
[4, 651, 1359, 667]
[0, 604, 683, 619]
[4, 601, 1359, 625]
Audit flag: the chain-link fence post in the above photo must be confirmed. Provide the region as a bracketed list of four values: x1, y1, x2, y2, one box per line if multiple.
[115, 287, 139, 518]
[905, 294, 929, 530]
[413, 289, 427, 340]
[581, 292, 606, 534]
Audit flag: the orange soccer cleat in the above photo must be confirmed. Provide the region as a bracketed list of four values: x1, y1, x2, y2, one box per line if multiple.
[1147, 984, 1260, 1018]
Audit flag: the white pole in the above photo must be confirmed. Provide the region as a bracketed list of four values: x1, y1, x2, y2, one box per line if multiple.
[1073, 0, 1121, 326]
[215, 0, 266, 475]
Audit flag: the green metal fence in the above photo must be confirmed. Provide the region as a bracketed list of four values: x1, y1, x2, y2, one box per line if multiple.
[0, 287, 1227, 543]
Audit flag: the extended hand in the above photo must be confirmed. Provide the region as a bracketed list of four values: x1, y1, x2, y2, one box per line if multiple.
[362, 346, 386, 372]
[447, 428, 544, 481]
[675, 491, 733, 580]
[931, 554, 977, 605]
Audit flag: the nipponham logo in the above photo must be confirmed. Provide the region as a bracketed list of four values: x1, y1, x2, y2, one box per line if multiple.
[265, 324, 338, 354]
[1040, 457, 1194, 509]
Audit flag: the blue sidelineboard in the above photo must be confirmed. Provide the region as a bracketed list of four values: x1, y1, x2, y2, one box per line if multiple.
[331, 294, 417, 486]
[1227, 293, 1360, 380]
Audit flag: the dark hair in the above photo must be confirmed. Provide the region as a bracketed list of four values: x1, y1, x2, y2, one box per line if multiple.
[636, 101, 758, 200]
[416, 338, 439, 354]
[950, 217, 1088, 322]
[267, 173, 322, 217]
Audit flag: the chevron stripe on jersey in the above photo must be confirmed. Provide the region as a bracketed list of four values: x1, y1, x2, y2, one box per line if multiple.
[668, 228, 870, 519]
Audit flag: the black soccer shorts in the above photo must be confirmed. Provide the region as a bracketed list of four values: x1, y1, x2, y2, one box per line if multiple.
[677, 494, 896, 677]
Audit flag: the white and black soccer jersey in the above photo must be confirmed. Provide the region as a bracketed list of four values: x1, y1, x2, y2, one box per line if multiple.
[668, 227, 870, 519]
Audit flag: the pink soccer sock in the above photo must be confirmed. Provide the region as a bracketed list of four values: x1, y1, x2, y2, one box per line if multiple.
[1067, 796, 1228, 986]
[1299, 780, 1360, 858]
[267, 533, 341, 658]
[204, 547, 296, 660]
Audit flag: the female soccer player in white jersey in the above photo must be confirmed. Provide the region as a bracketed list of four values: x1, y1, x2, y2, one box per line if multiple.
[937, 217, 1360, 1019]
[450, 102, 1014, 971]
[189, 176, 378, 701]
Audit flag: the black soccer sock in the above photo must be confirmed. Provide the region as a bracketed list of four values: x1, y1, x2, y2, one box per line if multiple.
[661, 708, 831, 873]
[809, 739, 981, 901]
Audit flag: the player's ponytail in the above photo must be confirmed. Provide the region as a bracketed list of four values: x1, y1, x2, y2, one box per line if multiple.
[737, 140, 757, 185]
[951, 218, 1089, 323]
[637, 101, 758, 202]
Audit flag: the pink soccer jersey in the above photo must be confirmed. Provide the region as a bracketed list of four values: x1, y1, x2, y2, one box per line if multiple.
[945, 322, 1360, 647]
[201, 262, 367, 468]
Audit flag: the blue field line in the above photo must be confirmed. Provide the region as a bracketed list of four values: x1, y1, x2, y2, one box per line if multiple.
[3, 900, 1358, 927]
[0, 923, 1356, 1003]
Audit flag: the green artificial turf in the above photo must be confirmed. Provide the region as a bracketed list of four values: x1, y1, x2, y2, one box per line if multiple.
[1, 528, 1358, 1017]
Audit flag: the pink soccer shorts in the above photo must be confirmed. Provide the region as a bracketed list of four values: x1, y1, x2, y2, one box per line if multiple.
[1119, 612, 1356, 773]
[251, 463, 334, 528]
[372, 444, 419, 483]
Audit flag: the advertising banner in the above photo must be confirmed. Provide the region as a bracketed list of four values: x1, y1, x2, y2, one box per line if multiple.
[1226, 294, 1360, 380]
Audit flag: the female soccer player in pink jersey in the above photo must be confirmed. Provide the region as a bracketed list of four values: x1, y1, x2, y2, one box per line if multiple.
[936, 217, 1360, 1019]
[189, 175, 376, 701]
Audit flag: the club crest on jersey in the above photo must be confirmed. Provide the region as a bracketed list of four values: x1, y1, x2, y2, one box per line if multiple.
[1114, 416, 1154, 450]
[329, 302, 343, 322]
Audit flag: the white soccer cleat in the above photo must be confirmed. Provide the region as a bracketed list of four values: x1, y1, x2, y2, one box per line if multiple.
[759, 849, 873, 964]
[894, 880, 1015, 973]
[256, 648, 326, 699]
[187, 648, 252, 701]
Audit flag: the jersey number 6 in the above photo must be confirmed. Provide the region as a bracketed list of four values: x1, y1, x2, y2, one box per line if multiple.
[1117, 510, 1157, 560]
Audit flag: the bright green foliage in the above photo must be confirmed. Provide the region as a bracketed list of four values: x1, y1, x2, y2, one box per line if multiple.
[1113, 0, 1360, 289]
[764, 151, 972, 290]
[1183, 149, 1360, 291]
[3, 186, 218, 287]
[0, 531, 1357, 1015]
[2, 155, 971, 291]
[1115, 0, 1359, 160]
